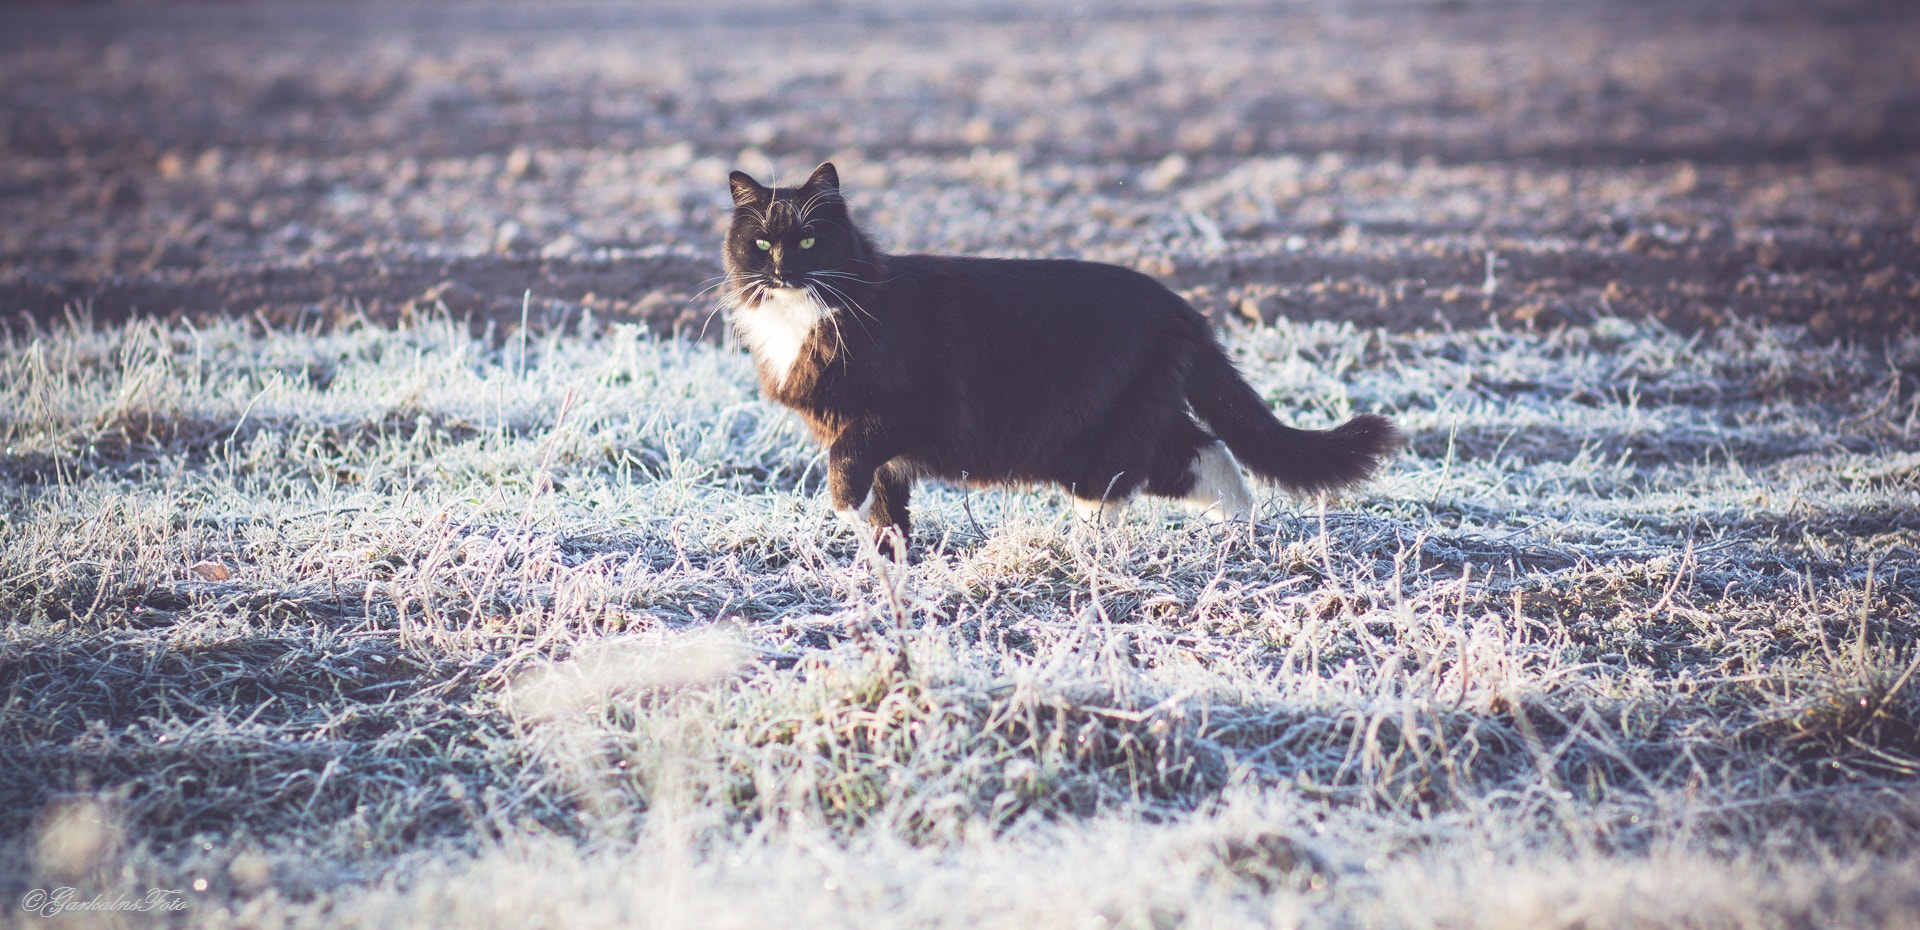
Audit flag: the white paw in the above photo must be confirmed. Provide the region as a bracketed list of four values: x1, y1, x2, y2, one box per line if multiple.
[836, 490, 877, 528]
[1072, 495, 1130, 524]
[1182, 442, 1253, 521]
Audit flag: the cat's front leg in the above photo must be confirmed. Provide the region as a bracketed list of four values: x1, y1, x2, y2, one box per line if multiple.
[827, 430, 893, 531]
[834, 492, 881, 528]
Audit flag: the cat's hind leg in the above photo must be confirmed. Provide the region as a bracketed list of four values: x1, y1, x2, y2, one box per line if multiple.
[1137, 418, 1251, 521]
[1063, 376, 1180, 524]
[1175, 440, 1253, 521]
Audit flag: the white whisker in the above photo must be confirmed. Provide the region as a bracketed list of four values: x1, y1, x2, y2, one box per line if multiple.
[807, 278, 879, 334]
[795, 189, 843, 226]
[804, 281, 849, 364]
[809, 269, 896, 288]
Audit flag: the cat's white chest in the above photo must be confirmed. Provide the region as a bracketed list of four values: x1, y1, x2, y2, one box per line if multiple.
[734, 286, 828, 390]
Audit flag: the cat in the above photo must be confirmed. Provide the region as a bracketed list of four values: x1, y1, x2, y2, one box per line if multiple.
[722, 161, 1402, 555]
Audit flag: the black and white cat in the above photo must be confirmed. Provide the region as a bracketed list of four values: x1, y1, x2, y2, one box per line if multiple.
[722, 162, 1402, 554]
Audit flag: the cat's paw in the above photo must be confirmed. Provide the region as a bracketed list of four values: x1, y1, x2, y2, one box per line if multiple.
[835, 490, 878, 528]
[1072, 495, 1131, 524]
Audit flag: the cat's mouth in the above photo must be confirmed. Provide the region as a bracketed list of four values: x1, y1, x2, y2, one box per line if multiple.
[732, 281, 821, 315]
[743, 281, 812, 306]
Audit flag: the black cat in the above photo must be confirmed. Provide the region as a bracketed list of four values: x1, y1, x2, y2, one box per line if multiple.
[722, 162, 1401, 554]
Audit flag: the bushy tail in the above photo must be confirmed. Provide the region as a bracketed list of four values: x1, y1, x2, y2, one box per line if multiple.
[1187, 348, 1404, 495]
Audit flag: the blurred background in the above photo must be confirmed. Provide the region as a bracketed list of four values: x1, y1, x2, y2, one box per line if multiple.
[2, 0, 1915, 340]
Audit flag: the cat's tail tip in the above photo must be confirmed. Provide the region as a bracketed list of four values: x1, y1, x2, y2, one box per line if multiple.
[1214, 409, 1405, 496]
[1304, 413, 1406, 493]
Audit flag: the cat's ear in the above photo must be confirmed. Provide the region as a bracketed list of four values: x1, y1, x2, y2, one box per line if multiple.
[729, 171, 769, 208]
[803, 162, 840, 194]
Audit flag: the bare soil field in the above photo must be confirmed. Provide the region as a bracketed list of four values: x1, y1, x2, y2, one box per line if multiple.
[1, 0, 1917, 341]
[2, 1, 1919, 928]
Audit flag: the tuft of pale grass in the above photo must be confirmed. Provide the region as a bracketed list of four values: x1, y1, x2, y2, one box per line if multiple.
[1, 310, 1916, 927]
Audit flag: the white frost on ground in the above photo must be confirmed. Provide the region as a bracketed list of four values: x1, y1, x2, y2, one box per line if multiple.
[2, 310, 1916, 927]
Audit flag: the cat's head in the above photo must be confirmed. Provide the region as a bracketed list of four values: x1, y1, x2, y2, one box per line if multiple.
[723, 162, 869, 302]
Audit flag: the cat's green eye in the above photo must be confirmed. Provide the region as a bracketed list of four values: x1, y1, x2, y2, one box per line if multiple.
[799, 237, 817, 250]
[754, 239, 771, 251]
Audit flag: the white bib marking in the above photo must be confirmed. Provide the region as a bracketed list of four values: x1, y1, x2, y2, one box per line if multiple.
[734, 286, 828, 390]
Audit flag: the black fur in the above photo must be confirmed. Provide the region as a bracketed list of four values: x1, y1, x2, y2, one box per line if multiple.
[722, 162, 1402, 553]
